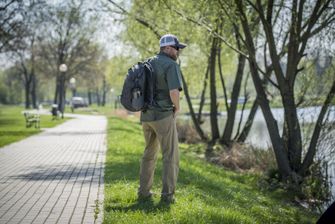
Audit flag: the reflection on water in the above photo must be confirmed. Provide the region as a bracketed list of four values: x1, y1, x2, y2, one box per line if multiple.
[180, 106, 335, 149]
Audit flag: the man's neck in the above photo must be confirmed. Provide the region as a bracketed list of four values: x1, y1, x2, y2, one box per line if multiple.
[160, 51, 176, 61]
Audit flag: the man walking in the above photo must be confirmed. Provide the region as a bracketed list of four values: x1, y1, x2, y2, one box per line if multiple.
[138, 34, 186, 204]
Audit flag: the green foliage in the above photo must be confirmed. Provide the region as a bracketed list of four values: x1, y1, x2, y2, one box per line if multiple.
[0, 81, 7, 103]
[104, 55, 138, 94]
[104, 116, 318, 224]
[34, 1, 106, 104]
[301, 160, 333, 211]
[294, 60, 335, 106]
[0, 69, 22, 105]
[120, 0, 240, 97]
[0, 106, 69, 148]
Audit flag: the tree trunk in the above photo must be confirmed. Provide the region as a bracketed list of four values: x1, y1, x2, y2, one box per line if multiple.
[58, 73, 66, 118]
[25, 84, 30, 109]
[197, 62, 209, 124]
[180, 71, 207, 141]
[58, 75, 63, 111]
[281, 88, 303, 172]
[102, 76, 107, 106]
[217, 48, 230, 114]
[31, 74, 37, 109]
[96, 89, 101, 106]
[102, 92, 106, 106]
[30, 37, 37, 109]
[300, 79, 335, 176]
[220, 53, 246, 146]
[209, 37, 220, 141]
[20, 61, 32, 109]
[88, 90, 92, 105]
[237, 100, 258, 142]
[54, 75, 59, 104]
[235, 0, 291, 178]
[249, 59, 292, 178]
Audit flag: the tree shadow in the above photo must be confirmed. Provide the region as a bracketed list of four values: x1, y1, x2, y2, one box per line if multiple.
[11, 162, 101, 184]
[105, 116, 318, 222]
[0, 119, 22, 126]
[105, 199, 171, 214]
[104, 158, 140, 182]
[0, 131, 38, 136]
[108, 127, 140, 135]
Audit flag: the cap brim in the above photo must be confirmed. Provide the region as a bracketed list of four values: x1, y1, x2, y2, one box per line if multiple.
[177, 43, 187, 49]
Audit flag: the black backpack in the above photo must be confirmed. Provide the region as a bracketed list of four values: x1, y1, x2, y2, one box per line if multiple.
[120, 61, 155, 112]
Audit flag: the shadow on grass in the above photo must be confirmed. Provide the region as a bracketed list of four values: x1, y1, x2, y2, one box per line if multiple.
[109, 127, 141, 134]
[105, 115, 318, 223]
[104, 146, 245, 209]
[106, 199, 171, 214]
[104, 159, 140, 182]
[0, 130, 39, 136]
[105, 115, 244, 206]
[0, 119, 23, 126]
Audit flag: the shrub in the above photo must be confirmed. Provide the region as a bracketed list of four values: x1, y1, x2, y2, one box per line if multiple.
[208, 142, 277, 172]
[176, 119, 202, 144]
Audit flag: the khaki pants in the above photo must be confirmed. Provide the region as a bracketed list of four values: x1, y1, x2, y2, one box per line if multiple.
[138, 114, 179, 197]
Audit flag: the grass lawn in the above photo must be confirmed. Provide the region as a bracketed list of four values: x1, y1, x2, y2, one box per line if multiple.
[104, 116, 319, 224]
[0, 105, 69, 148]
[63, 104, 116, 116]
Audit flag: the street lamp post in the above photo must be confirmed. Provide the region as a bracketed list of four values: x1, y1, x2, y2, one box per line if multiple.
[59, 63, 67, 119]
[69, 77, 76, 113]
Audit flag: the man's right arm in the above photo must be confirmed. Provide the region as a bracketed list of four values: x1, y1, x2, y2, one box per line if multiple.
[169, 89, 180, 115]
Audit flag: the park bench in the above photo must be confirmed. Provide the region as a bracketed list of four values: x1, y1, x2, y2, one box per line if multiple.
[22, 111, 40, 129]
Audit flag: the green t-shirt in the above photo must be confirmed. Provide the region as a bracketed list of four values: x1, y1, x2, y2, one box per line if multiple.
[140, 52, 183, 122]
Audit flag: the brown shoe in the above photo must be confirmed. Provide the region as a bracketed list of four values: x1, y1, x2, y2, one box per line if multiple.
[138, 192, 154, 202]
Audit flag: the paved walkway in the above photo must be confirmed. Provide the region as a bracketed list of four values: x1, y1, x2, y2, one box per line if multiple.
[0, 114, 107, 224]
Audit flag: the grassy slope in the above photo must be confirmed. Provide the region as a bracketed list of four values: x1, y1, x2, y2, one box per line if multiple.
[0, 106, 68, 148]
[104, 116, 318, 224]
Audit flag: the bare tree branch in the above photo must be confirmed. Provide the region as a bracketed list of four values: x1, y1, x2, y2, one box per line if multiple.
[300, 78, 335, 175]
[0, 0, 17, 11]
[106, 0, 161, 38]
[163, 1, 249, 58]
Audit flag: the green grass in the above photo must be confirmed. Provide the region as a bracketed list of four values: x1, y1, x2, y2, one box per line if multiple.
[64, 104, 116, 115]
[104, 116, 319, 224]
[0, 105, 69, 148]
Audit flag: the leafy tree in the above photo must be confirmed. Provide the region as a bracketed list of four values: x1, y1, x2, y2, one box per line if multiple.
[36, 0, 102, 114]
[105, 1, 335, 196]
[105, 0, 253, 143]
[230, 0, 335, 188]
[0, 67, 23, 104]
[0, 0, 45, 108]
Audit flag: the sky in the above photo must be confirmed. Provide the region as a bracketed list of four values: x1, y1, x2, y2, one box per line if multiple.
[92, 0, 134, 58]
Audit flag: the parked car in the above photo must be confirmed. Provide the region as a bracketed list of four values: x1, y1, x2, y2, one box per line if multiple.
[71, 97, 88, 108]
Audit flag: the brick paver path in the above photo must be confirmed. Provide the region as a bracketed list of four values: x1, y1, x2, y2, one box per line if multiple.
[0, 114, 107, 224]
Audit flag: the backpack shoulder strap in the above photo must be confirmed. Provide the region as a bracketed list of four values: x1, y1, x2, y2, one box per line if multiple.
[143, 58, 157, 105]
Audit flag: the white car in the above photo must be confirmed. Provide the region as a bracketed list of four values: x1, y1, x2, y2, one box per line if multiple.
[71, 97, 88, 108]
